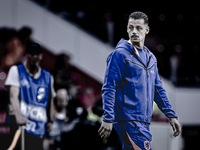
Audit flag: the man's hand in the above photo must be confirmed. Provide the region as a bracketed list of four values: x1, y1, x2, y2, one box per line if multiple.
[46, 122, 53, 133]
[16, 115, 28, 126]
[169, 118, 181, 137]
[98, 120, 113, 139]
[10, 86, 28, 126]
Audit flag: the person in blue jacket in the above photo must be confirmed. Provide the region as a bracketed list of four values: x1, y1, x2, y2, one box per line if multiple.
[98, 11, 181, 150]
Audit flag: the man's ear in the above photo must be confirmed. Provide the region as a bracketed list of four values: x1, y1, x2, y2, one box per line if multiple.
[146, 26, 150, 34]
[39, 53, 43, 60]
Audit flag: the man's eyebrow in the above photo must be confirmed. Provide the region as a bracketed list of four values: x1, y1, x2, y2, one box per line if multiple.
[128, 24, 143, 27]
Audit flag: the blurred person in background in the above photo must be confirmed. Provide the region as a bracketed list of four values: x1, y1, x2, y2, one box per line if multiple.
[53, 53, 72, 91]
[44, 86, 89, 150]
[0, 27, 24, 71]
[98, 11, 181, 150]
[0, 27, 25, 92]
[0, 26, 33, 149]
[17, 26, 33, 46]
[43, 88, 69, 150]
[81, 87, 96, 109]
[5, 42, 56, 150]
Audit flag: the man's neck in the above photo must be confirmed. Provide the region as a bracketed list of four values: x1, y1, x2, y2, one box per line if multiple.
[133, 43, 143, 49]
[128, 40, 140, 57]
[128, 39, 144, 49]
[26, 63, 38, 76]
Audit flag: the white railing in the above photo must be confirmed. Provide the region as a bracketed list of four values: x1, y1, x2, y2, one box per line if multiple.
[0, 0, 113, 83]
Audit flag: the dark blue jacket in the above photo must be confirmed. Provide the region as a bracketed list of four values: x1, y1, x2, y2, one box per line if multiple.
[102, 39, 177, 123]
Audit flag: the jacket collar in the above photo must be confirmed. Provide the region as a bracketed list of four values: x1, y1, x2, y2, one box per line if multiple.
[116, 39, 155, 68]
[116, 39, 152, 56]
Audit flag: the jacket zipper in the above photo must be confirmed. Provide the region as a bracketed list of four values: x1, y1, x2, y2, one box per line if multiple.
[127, 45, 157, 121]
[125, 60, 145, 70]
[126, 57, 157, 122]
[147, 62, 157, 70]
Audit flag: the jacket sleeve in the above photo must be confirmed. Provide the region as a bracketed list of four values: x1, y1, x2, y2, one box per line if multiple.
[102, 50, 126, 122]
[154, 64, 178, 118]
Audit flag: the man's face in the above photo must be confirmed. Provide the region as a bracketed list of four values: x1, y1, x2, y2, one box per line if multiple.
[127, 18, 149, 45]
[56, 90, 68, 108]
[26, 53, 42, 65]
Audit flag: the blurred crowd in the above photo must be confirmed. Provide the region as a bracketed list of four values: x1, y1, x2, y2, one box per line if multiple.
[33, 0, 200, 87]
[0, 2, 199, 149]
[0, 26, 122, 150]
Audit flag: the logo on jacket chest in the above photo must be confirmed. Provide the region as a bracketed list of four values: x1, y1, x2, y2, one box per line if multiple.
[21, 79, 30, 88]
[37, 87, 46, 103]
[150, 70, 154, 74]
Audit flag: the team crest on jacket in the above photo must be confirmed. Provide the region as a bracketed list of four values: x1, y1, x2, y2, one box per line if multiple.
[37, 87, 46, 102]
[21, 79, 30, 88]
[144, 141, 151, 150]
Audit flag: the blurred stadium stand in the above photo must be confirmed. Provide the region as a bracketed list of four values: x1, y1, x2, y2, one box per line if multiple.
[32, 0, 200, 87]
[0, 0, 199, 149]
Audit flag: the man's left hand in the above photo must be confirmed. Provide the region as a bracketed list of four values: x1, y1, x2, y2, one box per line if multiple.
[98, 121, 113, 139]
[46, 122, 53, 133]
[169, 118, 181, 137]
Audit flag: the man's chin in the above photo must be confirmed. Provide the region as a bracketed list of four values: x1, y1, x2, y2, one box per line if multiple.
[131, 40, 140, 45]
[130, 38, 139, 42]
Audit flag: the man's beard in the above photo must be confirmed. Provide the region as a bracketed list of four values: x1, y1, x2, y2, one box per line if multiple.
[132, 41, 140, 47]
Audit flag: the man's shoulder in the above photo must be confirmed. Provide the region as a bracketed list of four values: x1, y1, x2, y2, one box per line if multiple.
[41, 68, 51, 75]
[8, 65, 19, 75]
[107, 49, 128, 63]
[41, 68, 52, 81]
[110, 46, 130, 58]
[144, 46, 157, 61]
[5, 65, 20, 87]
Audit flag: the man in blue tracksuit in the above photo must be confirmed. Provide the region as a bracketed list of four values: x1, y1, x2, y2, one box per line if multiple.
[98, 12, 181, 150]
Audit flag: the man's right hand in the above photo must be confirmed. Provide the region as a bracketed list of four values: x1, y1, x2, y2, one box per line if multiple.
[9, 86, 28, 126]
[16, 115, 28, 126]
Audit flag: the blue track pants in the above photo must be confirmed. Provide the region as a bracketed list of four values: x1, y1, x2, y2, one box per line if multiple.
[114, 121, 152, 150]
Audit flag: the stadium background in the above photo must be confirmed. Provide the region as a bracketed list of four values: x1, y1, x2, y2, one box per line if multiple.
[0, 0, 199, 149]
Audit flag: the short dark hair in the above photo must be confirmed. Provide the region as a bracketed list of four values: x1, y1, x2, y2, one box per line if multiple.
[25, 42, 43, 55]
[129, 11, 149, 25]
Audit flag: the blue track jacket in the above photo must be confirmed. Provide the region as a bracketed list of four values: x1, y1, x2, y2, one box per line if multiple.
[102, 39, 177, 123]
